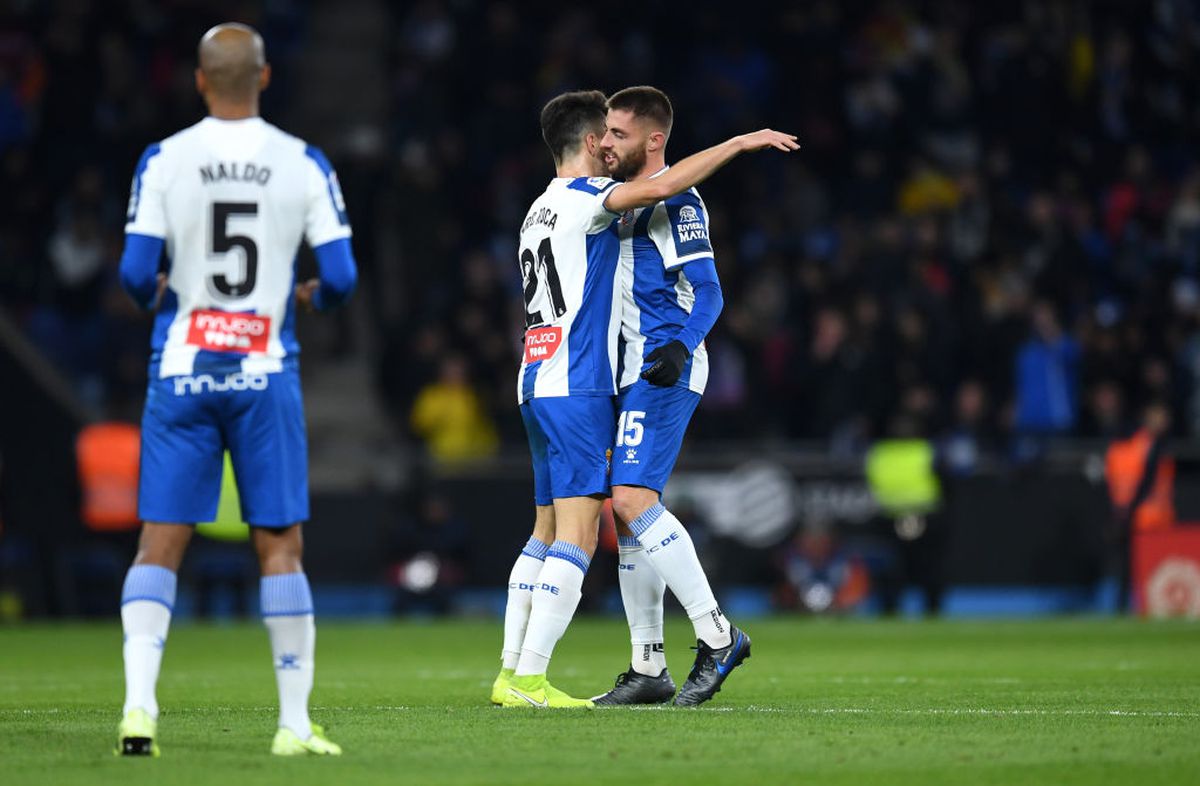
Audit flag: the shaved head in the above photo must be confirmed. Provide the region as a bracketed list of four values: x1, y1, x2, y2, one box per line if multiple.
[197, 23, 266, 101]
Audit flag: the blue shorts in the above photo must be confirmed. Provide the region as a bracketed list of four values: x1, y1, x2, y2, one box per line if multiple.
[610, 380, 701, 493]
[521, 396, 616, 505]
[138, 368, 308, 527]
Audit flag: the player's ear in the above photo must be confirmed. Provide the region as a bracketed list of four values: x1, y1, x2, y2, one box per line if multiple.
[259, 63, 272, 92]
[194, 68, 206, 96]
[647, 130, 666, 153]
[584, 132, 599, 156]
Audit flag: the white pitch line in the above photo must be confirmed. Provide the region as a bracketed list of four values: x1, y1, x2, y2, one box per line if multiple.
[618, 706, 1200, 718]
[3, 706, 1197, 719]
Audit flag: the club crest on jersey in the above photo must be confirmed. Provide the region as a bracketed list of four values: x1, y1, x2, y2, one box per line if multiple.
[523, 326, 562, 364]
[186, 309, 270, 354]
[675, 204, 707, 243]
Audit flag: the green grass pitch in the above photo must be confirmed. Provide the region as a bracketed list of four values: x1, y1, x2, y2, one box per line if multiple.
[1, 617, 1198, 785]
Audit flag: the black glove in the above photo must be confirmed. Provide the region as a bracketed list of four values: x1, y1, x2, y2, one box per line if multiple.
[641, 340, 689, 387]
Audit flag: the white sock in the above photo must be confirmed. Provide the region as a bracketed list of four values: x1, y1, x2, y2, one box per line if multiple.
[617, 535, 667, 676]
[629, 503, 732, 649]
[261, 573, 315, 739]
[121, 565, 176, 719]
[502, 538, 549, 670]
[514, 541, 589, 677]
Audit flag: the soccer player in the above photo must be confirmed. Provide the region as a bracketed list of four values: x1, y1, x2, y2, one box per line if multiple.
[593, 86, 751, 706]
[494, 90, 797, 708]
[114, 23, 356, 756]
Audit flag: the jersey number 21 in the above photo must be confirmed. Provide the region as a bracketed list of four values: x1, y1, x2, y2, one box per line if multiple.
[521, 238, 566, 329]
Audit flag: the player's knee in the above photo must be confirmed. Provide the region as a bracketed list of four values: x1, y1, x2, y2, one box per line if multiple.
[553, 522, 598, 557]
[565, 530, 598, 558]
[611, 488, 658, 525]
[133, 522, 193, 570]
[611, 497, 639, 526]
[253, 524, 304, 574]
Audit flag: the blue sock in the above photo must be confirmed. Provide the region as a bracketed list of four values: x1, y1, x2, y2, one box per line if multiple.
[122, 564, 177, 610]
[261, 572, 314, 617]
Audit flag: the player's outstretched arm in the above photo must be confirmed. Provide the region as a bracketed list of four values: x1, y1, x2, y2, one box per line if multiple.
[604, 129, 798, 213]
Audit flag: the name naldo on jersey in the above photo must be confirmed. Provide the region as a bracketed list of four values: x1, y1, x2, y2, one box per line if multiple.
[517, 177, 622, 402]
[126, 116, 351, 378]
[618, 175, 713, 394]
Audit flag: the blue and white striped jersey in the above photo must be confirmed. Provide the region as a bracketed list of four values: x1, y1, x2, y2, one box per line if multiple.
[517, 177, 623, 403]
[617, 173, 714, 394]
[125, 116, 352, 378]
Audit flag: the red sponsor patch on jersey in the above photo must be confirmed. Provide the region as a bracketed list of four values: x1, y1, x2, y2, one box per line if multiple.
[524, 326, 562, 364]
[186, 309, 270, 354]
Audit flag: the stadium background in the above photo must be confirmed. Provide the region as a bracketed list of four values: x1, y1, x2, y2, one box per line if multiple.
[3, 0, 1200, 619]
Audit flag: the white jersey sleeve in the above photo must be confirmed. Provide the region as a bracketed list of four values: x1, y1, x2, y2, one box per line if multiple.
[303, 146, 353, 248]
[125, 143, 169, 238]
[573, 176, 622, 234]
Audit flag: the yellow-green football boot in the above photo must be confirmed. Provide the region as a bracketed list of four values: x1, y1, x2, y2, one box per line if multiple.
[271, 723, 343, 756]
[491, 667, 514, 705]
[115, 708, 160, 757]
[502, 674, 594, 709]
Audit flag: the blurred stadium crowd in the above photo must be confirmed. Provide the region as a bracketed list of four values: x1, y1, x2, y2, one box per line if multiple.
[5, 0, 1200, 465]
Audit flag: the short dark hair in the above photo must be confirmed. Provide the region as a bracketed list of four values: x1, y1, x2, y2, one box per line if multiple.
[540, 90, 608, 165]
[607, 85, 673, 136]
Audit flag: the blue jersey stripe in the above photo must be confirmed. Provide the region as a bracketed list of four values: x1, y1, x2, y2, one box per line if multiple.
[150, 287, 178, 354]
[521, 355, 539, 402]
[304, 145, 349, 226]
[280, 256, 299, 356]
[127, 143, 162, 223]
[567, 226, 620, 395]
[629, 205, 706, 389]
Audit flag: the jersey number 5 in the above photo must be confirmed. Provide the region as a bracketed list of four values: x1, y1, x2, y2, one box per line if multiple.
[209, 201, 258, 298]
[521, 238, 567, 329]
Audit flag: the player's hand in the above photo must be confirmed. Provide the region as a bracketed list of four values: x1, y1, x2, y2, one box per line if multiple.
[641, 340, 689, 387]
[295, 278, 320, 312]
[737, 129, 800, 153]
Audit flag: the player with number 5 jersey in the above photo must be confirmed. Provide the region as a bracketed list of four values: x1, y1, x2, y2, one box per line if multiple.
[125, 89, 351, 380]
[495, 89, 799, 709]
[114, 23, 355, 758]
